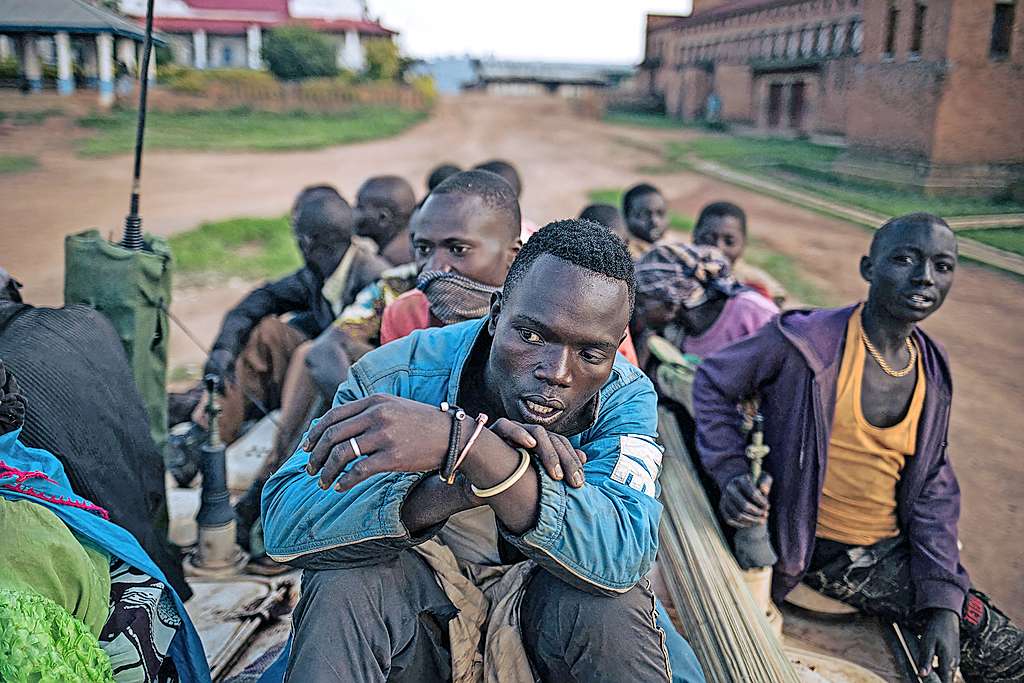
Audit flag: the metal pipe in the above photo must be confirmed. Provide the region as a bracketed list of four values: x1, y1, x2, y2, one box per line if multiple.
[120, 0, 156, 251]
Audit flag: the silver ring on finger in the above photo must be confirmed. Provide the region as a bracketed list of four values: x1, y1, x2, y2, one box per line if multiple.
[349, 436, 362, 459]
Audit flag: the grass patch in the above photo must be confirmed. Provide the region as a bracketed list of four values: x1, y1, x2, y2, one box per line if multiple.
[664, 136, 1024, 217]
[0, 154, 38, 174]
[76, 106, 428, 157]
[588, 187, 825, 304]
[603, 111, 686, 129]
[0, 108, 64, 125]
[957, 227, 1024, 257]
[169, 215, 301, 280]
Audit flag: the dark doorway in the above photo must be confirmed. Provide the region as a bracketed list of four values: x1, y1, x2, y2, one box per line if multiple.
[789, 81, 806, 130]
[767, 83, 784, 127]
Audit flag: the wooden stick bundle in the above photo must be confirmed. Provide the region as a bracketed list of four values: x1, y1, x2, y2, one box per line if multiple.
[657, 406, 800, 682]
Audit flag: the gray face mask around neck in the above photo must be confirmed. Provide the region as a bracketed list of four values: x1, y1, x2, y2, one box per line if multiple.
[417, 270, 502, 325]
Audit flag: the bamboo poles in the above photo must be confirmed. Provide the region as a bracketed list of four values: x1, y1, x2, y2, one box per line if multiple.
[657, 406, 801, 682]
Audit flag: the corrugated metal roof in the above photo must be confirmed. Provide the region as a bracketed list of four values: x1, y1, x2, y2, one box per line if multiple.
[0, 0, 161, 41]
[475, 61, 633, 85]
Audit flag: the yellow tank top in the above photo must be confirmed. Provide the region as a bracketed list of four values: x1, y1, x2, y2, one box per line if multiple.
[815, 305, 926, 546]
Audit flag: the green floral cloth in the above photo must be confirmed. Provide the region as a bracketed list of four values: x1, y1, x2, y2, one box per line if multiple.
[0, 497, 111, 636]
[0, 588, 114, 683]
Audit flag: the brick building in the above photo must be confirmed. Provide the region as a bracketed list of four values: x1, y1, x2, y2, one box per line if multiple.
[639, 0, 1024, 196]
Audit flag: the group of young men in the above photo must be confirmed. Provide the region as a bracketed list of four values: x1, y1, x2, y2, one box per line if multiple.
[4, 150, 1018, 681]
[167, 158, 1019, 683]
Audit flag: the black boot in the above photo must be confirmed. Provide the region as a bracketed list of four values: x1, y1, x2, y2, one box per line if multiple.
[959, 591, 1024, 683]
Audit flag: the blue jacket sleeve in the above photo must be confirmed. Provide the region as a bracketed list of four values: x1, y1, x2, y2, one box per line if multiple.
[260, 372, 441, 569]
[500, 373, 665, 595]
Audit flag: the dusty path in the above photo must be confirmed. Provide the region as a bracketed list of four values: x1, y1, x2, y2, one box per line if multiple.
[1, 95, 1021, 620]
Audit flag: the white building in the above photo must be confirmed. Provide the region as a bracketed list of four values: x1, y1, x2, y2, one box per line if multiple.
[118, 0, 395, 72]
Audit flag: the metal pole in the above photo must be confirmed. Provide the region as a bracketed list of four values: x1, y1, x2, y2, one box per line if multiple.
[121, 0, 156, 251]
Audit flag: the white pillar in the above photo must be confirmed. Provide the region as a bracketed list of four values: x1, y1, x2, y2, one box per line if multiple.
[193, 30, 207, 69]
[147, 44, 156, 82]
[22, 35, 42, 92]
[117, 38, 137, 76]
[341, 29, 364, 71]
[55, 31, 74, 94]
[97, 32, 114, 107]
[0, 36, 12, 60]
[246, 24, 262, 69]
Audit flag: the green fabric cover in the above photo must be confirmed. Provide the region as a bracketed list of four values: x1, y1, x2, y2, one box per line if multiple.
[0, 497, 111, 637]
[648, 334, 701, 413]
[0, 588, 114, 683]
[64, 230, 173, 456]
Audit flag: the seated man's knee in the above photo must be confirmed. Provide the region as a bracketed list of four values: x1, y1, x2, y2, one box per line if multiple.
[520, 570, 672, 682]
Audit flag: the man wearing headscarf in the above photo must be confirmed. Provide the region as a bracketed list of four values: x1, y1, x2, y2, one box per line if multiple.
[633, 243, 779, 362]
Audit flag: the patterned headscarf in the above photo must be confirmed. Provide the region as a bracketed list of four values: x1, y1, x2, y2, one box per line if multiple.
[635, 243, 741, 309]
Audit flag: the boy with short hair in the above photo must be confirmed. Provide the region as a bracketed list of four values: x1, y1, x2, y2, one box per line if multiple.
[473, 159, 539, 240]
[354, 175, 418, 266]
[579, 203, 629, 242]
[425, 162, 461, 192]
[692, 201, 786, 304]
[694, 214, 1022, 683]
[196, 187, 388, 445]
[263, 219, 704, 682]
[623, 183, 669, 259]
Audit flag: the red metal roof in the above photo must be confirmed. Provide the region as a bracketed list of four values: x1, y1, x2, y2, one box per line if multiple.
[150, 16, 394, 36]
[183, 0, 287, 11]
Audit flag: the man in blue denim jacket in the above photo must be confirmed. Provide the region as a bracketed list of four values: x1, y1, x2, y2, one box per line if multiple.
[263, 220, 704, 682]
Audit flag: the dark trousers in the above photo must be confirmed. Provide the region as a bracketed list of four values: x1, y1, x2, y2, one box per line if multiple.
[804, 536, 1023, 683]
[219, 317, 308, 444]
[285, 552, 676, 682]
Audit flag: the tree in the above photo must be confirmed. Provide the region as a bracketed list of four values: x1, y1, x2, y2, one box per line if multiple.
[261, 26, 339, 81]
[363, 38, 401, 81]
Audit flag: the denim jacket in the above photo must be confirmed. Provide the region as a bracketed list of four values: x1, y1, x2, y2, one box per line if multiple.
[262, 317, 664, 594]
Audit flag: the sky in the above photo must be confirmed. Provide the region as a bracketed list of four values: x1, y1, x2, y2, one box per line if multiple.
[368, 1, 694, 65]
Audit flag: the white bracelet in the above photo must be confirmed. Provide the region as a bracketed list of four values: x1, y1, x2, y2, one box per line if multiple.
[470, 448, 531, 498]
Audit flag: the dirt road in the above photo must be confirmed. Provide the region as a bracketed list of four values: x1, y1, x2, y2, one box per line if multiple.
[2, 95, 1021, 620]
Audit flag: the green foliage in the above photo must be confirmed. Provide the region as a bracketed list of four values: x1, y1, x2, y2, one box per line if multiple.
[160, 65, 276, 94]
[76, 106, 426, 156]
[169, 215, 302, 280]
[363, 38, 401, 81]
[262, 26, 339, 81]
[408, 74, 438, 106]
[957, 227, 1024, 257]
[0, 155, 38, 174]
[0, 57, 19, 79]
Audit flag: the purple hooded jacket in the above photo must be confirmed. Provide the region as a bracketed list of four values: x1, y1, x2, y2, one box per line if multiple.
[693, 304, 970, 614]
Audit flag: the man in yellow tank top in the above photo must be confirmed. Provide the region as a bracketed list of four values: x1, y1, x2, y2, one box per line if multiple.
[693, 213, 1022, 683]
